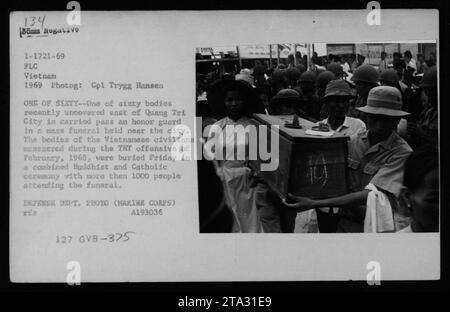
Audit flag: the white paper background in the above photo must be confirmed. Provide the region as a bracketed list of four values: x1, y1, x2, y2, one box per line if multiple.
[10, 10, 439, 282]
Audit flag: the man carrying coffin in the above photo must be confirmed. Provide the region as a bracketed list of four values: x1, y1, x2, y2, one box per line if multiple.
[283, 86, 412, 233]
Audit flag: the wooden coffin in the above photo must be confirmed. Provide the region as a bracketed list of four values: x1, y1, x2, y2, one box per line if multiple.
[250, 114, 349, 199]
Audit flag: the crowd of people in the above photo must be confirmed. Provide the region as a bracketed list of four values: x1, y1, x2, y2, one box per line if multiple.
[197, 50, 439, 234]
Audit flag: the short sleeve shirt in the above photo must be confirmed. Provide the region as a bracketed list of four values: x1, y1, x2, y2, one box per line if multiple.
[319, 116, 367, 137]
[338, 130, 413, 232]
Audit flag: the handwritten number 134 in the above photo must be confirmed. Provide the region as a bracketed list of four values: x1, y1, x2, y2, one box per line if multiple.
[25, 16, 46, 29]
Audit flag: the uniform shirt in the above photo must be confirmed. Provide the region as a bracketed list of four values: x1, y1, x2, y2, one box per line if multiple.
[316, 116, 367, 214]
[337, 130, 413, 232]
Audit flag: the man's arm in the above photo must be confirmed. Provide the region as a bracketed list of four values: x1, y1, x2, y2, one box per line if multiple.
[282, 190, 370, 213]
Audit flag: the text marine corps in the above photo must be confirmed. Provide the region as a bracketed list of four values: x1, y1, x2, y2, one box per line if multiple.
[114, 200, 145, 206]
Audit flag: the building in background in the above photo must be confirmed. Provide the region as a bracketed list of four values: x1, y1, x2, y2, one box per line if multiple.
[196, 44, 310, 76]
[314, 42, 437, 68]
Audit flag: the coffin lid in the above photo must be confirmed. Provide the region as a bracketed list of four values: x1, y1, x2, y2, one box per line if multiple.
[252, 114, 350, 142]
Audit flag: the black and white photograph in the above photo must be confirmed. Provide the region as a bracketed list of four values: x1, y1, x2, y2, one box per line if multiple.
[3, 2, 448, 296]
[197, 42, 438, 234]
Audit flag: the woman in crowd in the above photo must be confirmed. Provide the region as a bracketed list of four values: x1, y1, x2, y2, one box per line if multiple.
[205, 79, 280, 233]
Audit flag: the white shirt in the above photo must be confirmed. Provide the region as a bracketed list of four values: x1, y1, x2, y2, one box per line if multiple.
[320, 116, 366, 136]
[406, 58, 417, 75]
[341, 62, 350, 73]
[316, 116, 366, 214]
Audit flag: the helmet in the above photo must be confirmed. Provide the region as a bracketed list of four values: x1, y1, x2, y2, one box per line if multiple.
[253, 64, 267, 76]
[273, 88, 301, 99]
[323, 79, 354, 99]
[316, 68, 326, 75]
[235, 73, 254, 87]
[284, 67, 302, 83]
[327, 63, 343, 76]
[270, 69, 285, 83]
[420, 65, 437, 88]
[351, 64, 379, 84]
[380, 69, 400, 84]
[316, 70, 337, 88]
[268, 89, 301, 111]
[295, 64, 307, 74]
[298, 70, 317, 83]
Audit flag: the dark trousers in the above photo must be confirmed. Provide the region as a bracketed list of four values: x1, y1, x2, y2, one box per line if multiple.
[280, 208, 297, 233]
[316, 208, 340, 233]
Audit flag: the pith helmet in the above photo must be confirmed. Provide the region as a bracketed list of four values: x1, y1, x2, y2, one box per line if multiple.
[356, 86, 410, 117]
